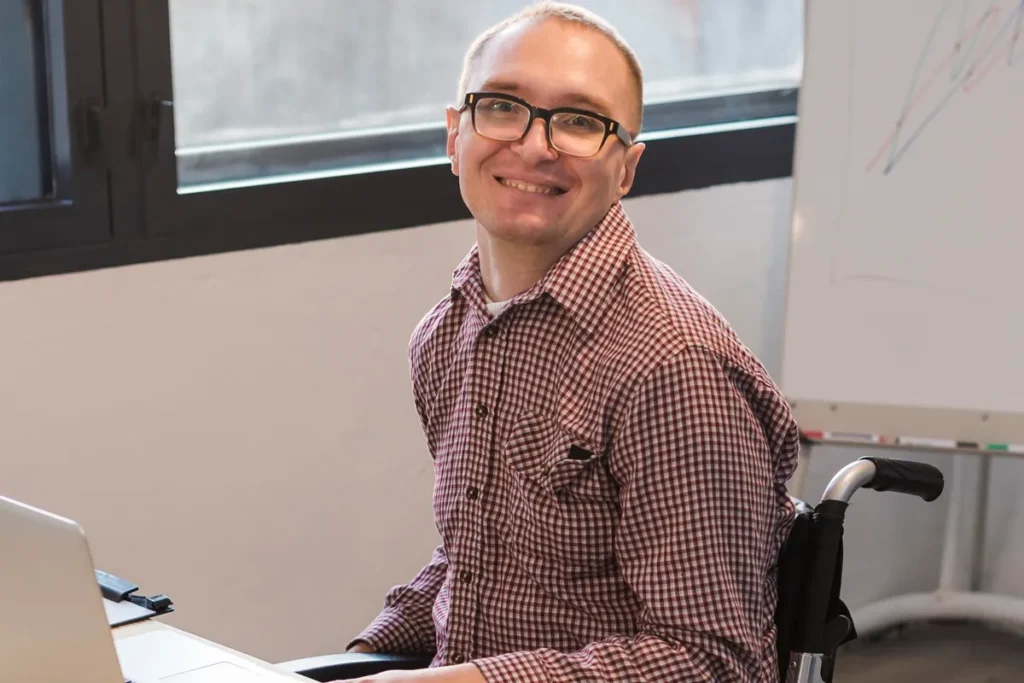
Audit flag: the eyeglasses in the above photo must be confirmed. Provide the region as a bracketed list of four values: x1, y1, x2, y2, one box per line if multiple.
[458, 91, 634, 158]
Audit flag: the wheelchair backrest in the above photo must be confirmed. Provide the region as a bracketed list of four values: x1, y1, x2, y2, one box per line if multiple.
[774, 496, 814, 680]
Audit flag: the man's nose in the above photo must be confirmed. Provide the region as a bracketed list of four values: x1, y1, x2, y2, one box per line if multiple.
[511, 118, 558, 161]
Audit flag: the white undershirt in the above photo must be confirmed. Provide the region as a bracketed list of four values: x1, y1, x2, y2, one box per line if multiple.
[483, 292, 509, 317]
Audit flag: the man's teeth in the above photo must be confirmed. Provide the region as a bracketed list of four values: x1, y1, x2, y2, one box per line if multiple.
[499, 178, 561, 195]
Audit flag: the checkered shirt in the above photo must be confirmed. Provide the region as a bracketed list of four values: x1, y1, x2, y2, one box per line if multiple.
[355, 202, 800, 681]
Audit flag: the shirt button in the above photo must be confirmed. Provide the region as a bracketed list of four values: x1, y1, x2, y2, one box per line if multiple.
[483, 326, 498, 339]
[466, 486, 479, 501]
[474, 402, 489, 418]
[459, 569, 473, 583]
[451, 652, 466, 664]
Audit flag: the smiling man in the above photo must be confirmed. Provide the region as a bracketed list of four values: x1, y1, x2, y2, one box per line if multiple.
[345, 3, 800, 682]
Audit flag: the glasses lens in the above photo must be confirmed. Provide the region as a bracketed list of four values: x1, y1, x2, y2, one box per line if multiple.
[550, 112, 605, 157]
[473, 97, 530, 141]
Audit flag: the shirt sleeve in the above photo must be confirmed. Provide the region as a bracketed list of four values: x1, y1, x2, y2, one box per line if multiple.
[473, 345, 799, 682]
[349, 544, 448, 654]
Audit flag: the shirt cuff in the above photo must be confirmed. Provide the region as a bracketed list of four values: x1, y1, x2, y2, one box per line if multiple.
[473, 650, 558, 683]
[347, 607, 430, 654]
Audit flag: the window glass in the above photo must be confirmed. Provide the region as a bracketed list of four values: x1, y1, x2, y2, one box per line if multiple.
[0, 0, 51, 204]
[169, 0, 803, 190]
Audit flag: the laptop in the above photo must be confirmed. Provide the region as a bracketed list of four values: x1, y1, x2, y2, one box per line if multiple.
[0, 494, 299, 682]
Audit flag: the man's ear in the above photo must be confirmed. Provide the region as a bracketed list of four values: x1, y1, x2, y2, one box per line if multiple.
[445, 106, 462, 176]
[617, 142, 645, 198]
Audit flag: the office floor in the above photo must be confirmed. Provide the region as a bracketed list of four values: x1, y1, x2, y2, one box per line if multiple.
[834, 621, 1024, 682]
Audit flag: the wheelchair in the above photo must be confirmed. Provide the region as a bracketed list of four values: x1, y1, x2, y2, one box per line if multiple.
[279, 456, 944, 683]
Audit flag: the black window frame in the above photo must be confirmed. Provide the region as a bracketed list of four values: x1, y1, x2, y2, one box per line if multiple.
[0, 0, 798, 282]
[0, 0, 111, 256]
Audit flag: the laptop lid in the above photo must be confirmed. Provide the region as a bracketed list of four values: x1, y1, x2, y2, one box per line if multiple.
[0, 495, 127, 683]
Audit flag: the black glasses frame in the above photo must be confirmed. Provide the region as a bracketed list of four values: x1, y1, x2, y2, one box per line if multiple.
[459, 91, 634, 156]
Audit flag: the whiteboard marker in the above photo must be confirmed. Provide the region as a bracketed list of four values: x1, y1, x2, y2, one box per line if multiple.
[825, 431, 884, 444]
[896, 436, 978, 450]
[986, 443, 1024, 454]
[802, 430, 883, 444]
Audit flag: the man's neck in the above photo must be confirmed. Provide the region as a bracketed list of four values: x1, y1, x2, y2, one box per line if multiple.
[476, 226, 567, 303]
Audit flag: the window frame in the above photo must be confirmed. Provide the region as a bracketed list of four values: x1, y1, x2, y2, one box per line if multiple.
[0, 0, 111, 256]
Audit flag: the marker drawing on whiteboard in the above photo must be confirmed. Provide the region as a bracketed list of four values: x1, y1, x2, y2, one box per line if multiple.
[867, 1, 1024, 176]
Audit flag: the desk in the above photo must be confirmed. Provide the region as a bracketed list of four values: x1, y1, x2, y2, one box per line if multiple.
[112, 619, 309, 681]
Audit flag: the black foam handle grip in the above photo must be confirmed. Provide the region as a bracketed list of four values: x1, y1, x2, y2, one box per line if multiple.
[859, 457, 944, 502]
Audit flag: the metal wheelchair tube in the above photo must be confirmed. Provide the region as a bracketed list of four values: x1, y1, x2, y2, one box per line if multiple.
[821, 459, 878, 504]
[785, 652, 827, 683]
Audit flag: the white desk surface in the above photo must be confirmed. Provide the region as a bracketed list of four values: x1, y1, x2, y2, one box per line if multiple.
[113, 619, 309, 682]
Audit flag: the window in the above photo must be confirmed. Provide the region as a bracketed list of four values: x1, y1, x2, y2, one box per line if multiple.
[1, 0, 800, 280]
[0, 0, 50, 204]
[0, 0, 109, 257]
[167, 0, 802, 191]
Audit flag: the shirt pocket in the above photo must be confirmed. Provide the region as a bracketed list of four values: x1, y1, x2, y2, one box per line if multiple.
[501, 410, 619, 573]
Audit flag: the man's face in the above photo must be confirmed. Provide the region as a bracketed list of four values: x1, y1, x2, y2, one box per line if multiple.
[446, 19, 645, 250]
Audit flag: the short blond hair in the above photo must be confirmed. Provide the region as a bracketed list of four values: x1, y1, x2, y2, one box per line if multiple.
[456, 2, 644, 133]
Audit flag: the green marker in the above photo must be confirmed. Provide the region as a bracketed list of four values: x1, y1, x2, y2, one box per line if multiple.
[986, 443, 1024, 453]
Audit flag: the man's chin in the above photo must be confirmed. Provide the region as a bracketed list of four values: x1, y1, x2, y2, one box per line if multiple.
[480, 216, 557, 245]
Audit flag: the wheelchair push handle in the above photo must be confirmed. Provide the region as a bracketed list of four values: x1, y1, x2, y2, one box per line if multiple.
[821, 457, 944, 505]
[786, 457, 944, 682]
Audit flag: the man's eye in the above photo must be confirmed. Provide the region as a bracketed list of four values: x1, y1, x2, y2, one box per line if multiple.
[488, 101, 516, 113]
[567, 115, 600, 130]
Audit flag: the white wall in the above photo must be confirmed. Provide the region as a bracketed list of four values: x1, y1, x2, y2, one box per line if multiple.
[2, 178, 1021, 664]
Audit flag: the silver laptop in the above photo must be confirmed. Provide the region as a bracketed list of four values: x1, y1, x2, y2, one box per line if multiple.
[0, 494, 297, 682]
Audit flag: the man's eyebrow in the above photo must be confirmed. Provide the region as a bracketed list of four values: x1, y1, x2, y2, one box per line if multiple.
[478, 80, 614, 117]
[560, 92, 615, 116]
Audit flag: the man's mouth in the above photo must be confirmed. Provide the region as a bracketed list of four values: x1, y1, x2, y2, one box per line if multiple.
[495, 176, 567, 196]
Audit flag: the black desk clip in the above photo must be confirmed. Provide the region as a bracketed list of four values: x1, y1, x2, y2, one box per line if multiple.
[95, 569, 175, 616]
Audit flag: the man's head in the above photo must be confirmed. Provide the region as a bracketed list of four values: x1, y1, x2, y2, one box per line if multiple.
[446, 2, 646, 252]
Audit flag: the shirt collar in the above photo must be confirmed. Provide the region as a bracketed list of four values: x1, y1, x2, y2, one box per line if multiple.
[451, 202, 636, 336]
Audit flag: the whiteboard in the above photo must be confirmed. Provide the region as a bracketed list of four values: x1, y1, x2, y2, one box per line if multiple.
[781, 0, 1024, 446]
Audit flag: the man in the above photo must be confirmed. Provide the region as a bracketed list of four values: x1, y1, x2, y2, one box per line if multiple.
[346, 2, 800, 681]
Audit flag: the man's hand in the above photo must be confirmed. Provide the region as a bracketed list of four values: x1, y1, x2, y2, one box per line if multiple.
[347, 640, 376, 654]
[338, 663, 486, 682]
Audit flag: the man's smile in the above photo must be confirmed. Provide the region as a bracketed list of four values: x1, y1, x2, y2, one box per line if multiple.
[494, 175, 569, 196]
